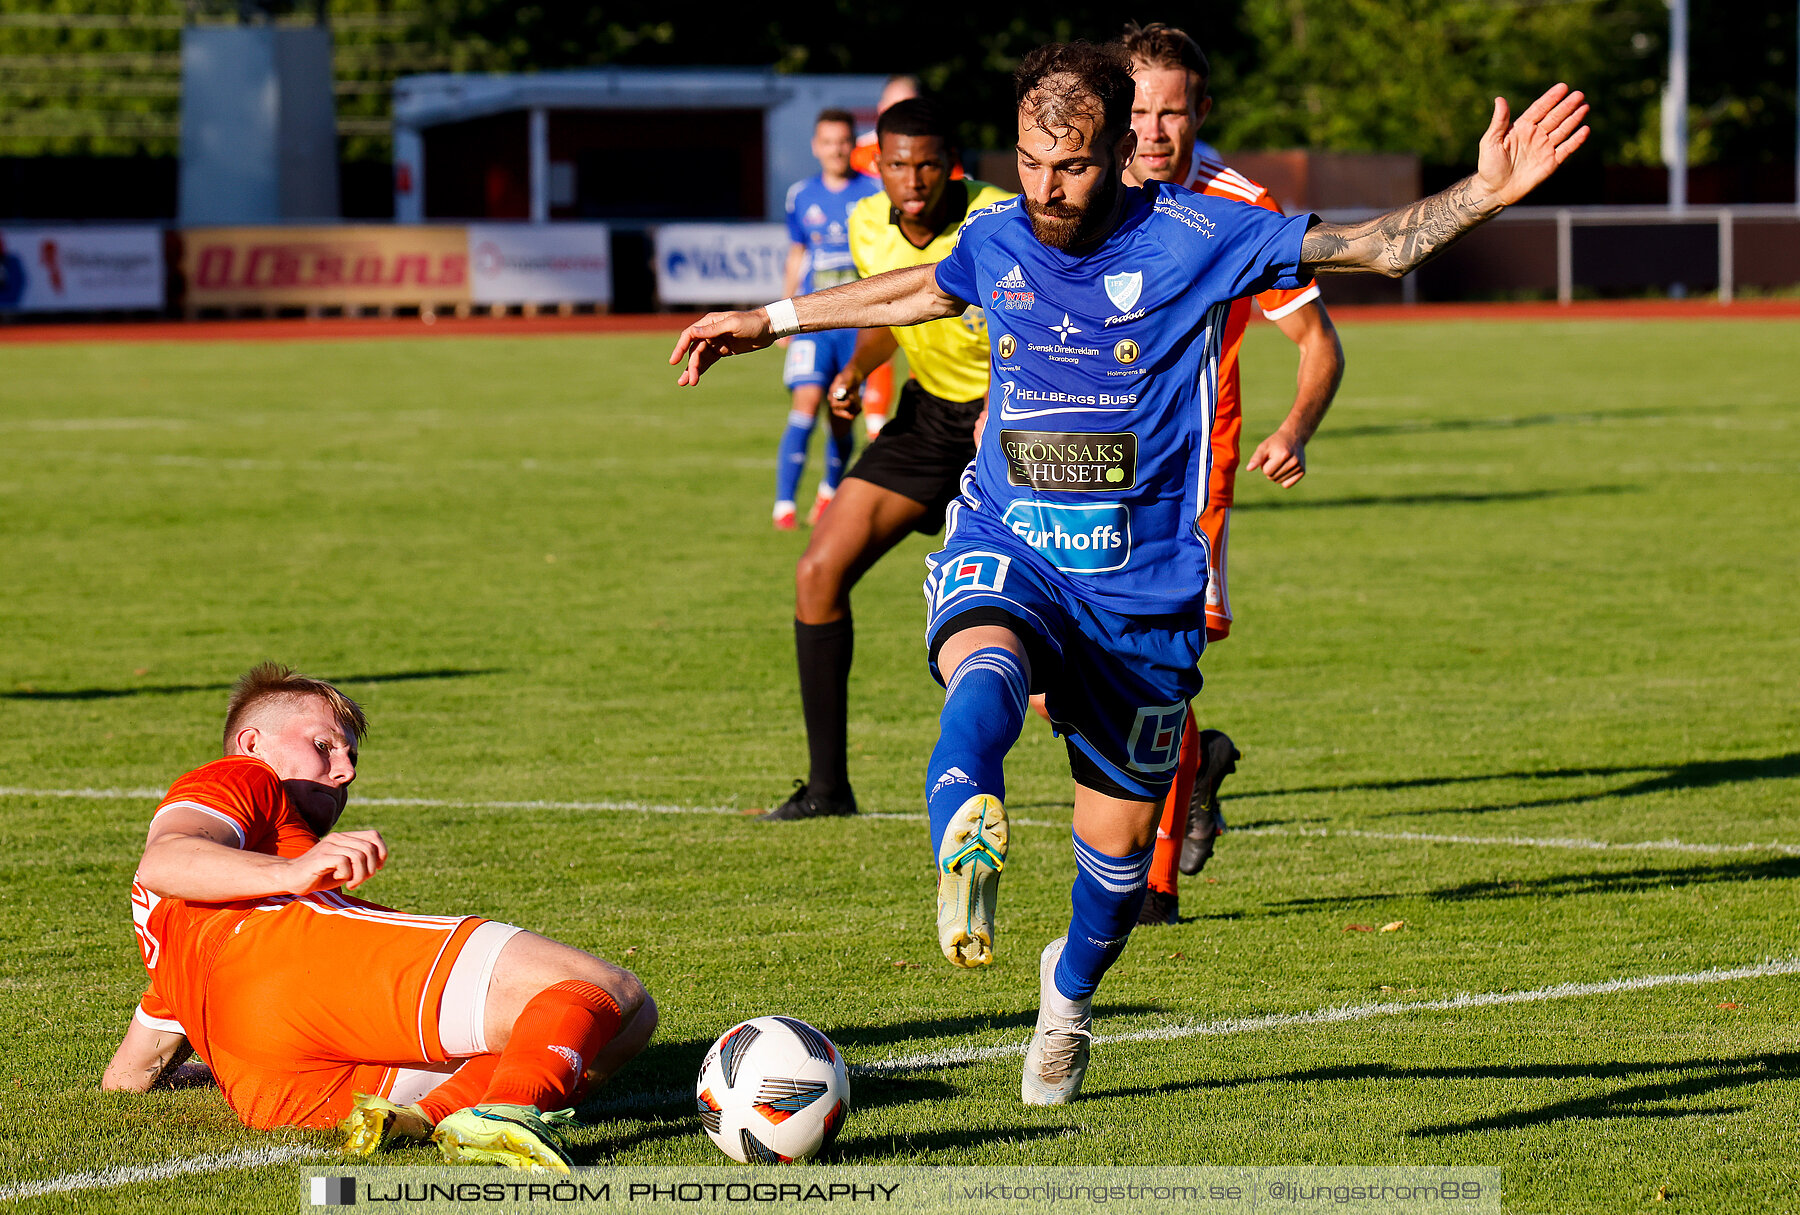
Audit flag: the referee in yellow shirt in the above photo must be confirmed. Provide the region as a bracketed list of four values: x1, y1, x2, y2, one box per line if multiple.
[763, 98, 1015, 821]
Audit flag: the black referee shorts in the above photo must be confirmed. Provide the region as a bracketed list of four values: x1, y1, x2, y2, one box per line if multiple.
[844, 378, 984, 534]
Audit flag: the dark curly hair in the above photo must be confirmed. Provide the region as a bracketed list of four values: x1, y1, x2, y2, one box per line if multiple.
[877, 97, 958, 149]
[1013, 41, 1137, 150]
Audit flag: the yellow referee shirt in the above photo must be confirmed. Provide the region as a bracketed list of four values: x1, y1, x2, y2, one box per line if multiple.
[848, 179, 1014, 404]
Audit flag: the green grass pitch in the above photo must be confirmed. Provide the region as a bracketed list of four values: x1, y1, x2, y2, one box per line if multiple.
[1, 317, 1797, 1212]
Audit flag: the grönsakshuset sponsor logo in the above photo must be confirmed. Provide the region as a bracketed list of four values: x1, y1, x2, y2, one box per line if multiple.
[1000, 429, 1137, 492]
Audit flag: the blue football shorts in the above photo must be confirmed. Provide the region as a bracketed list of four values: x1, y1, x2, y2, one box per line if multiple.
[781, 328, 858, 391]
[922, 536, 1206, 800]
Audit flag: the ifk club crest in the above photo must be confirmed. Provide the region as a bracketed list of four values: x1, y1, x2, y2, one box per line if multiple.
[1103, 270, 1142, 313]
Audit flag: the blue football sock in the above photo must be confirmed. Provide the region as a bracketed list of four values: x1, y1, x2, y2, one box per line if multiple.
[822, 423, 854, 493]
[925, 647, 1029, 851]
[1054, 832, 1154, 1002]
[775, 409, 815, 505]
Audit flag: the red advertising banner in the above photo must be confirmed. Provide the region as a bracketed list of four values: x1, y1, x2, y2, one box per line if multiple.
[181, 226, 470, 307]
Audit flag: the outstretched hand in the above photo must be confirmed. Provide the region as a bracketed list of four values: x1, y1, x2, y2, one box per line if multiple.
[669, 309, 776, 386]
[1475, 83, 1590, 207]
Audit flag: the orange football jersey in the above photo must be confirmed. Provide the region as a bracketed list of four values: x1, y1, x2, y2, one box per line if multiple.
[1183, 154, 1322, 636]
[129, 755, 483, 1128]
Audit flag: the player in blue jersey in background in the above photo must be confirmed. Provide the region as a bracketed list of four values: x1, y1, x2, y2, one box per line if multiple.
[674, 43, 1588, 1105]
[775, 110, 884, 529]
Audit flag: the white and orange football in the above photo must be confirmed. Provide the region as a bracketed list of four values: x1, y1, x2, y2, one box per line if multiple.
[695, 1016, 850, 1163]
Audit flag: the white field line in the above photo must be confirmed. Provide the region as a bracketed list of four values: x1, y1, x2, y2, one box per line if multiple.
[578, 955, 1800, 1115]
[5, 786, 1794, 856]
[6, 958, 1797, 1195]
[0, 787, 1064, 831]
[1235, 824, 1800, 858]
[854, 956, 1800, 1074]
[0, 1143, 327, 1203]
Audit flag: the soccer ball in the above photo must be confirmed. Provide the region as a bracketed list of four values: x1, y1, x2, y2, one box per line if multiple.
[695, 1016, 850, 1163]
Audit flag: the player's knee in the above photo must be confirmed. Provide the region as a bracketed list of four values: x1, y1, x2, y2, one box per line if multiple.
[606, 966, 649, 1021]
[794, 548, 845, 605]
[560, 952, 647, 1020]
[632, 990, 659, 1039]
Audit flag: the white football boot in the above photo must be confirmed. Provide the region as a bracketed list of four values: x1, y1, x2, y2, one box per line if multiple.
[1021, 936, 1092, 1105]
[936, 793, 1008, 967]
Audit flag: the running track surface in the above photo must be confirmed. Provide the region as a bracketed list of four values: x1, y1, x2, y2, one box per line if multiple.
[4, 298, 1799, 346]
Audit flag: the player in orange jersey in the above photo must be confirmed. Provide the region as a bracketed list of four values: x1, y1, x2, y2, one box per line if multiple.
[1120, 22, 1347, 925]
[101, 663, 657, 1173]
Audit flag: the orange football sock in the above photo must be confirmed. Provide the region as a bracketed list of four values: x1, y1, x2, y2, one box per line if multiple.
[415, 1054, 501, 1124]
[482, 980, 622, 1111]
[1147, 714, 1201, 896]
[864, 362, 894, 431]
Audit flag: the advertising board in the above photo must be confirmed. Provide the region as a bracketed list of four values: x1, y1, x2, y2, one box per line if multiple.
[653, 223, 788, 306]
[0, 226, 164, 312]
[468, 223, 612, 306]
[181, 225, 469, 308]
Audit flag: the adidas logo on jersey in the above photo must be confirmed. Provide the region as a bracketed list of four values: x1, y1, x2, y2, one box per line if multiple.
[992, 265, 1035, 311]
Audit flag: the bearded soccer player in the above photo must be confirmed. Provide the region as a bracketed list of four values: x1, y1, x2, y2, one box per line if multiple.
[776, 109, 882, 528]
[103, 664, 657, 1171]
[763, 98, 1014, 820]
[672, 43, 1587, 1102]
[1119, 21, 1347, 926]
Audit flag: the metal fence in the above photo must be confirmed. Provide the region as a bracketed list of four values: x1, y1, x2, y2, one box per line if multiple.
[1315, 204, 1800, 306]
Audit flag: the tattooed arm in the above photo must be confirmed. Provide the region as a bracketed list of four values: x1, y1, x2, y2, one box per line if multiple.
[1301, 83, 1590, 278]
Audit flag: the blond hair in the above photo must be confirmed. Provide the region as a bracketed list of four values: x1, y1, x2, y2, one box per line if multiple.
[1119, 21, 1211, 97]
[222, 662, 368, 754]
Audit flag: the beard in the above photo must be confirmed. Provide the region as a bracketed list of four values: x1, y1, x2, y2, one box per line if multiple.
[1024, 171, 1120, 252]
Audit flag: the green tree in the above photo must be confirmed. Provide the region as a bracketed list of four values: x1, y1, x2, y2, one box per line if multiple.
[1217, 0, 1667, 165]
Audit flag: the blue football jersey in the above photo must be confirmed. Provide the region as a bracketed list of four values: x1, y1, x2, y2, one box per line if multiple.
[785, 174, 882, 296]
[931, 180, 1312, 617]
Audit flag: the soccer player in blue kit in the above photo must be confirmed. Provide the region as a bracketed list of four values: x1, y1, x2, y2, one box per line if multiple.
[674, 42, 1589, 1104]
[775, 109, 884, 529]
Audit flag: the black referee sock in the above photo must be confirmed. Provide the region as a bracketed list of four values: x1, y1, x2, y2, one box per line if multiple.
[795, 616, 854, 798]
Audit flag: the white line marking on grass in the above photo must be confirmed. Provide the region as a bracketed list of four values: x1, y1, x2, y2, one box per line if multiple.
[1237, 824, 1800, 857]
[855, 956, 1800, 1075]
[0, 1143, 327, 1202]
[579, 956, 1800, 1118]
[0, 786, 167, 801]
[0, 787, 1071, 830]
[5, 787, 1794, 853]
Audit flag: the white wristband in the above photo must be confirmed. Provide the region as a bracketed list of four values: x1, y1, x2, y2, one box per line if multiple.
[766, 298, 801, 338]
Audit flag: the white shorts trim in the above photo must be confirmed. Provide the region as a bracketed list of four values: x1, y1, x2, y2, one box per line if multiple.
[437, 920, 524, 1057]
[133, 1005, 186, 1035]
[1260, 284, 1321, 321]
[1204, 508, 1233, 623]
[385, 1061, 462, 1106]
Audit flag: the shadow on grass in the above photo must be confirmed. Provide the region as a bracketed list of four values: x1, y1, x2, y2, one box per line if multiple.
[1265, 855, 1800, 912]
[574, 1074, 966, 1162]
[1234, 484, 1634, 513]
[576, 1009, 1169, 1120]
[1234, 753, 1800, 819]
[824, 1006, 1162, 1054]
[2, 667, 502, 701]
[828, 1124, 1073, 1162]
[1096, 1052, 1799, 1137]
[1405, 1052, 1797, 1137]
